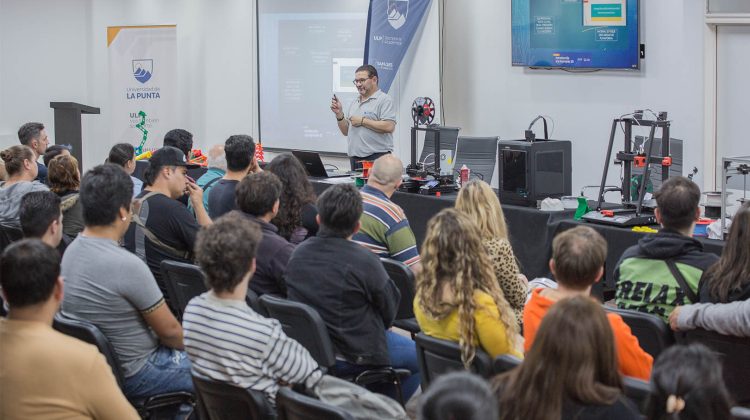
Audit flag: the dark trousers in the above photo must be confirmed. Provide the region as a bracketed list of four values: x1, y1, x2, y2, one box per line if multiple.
[349, 151, 391, 171]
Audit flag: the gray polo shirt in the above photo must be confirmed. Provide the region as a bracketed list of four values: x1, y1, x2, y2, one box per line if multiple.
[345, 89, 397, 158]
[61, 235, 163, 377]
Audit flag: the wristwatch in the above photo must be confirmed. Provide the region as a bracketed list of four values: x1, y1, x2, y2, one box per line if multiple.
[336, 114, 345, 121]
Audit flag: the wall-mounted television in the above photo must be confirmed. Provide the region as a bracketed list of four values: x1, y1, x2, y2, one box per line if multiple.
[511, 0, 640, 70]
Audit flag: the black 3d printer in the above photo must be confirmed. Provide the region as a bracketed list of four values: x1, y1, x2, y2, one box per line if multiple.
[497, 116, 572, 207]
[404, 97, 458, 195]
[582, 110, 672, 227]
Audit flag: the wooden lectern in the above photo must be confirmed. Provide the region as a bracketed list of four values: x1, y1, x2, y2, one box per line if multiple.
[49, 102, 100, 168]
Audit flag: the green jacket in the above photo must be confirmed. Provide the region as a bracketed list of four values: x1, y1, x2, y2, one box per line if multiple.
[614, 230, 719, 322]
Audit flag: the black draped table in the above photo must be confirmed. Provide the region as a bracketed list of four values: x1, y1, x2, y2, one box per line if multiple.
[311, 179, 725, 296]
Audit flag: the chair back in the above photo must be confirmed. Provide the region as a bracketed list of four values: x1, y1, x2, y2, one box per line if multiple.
[679, 328, 750, 405]
[603, 306, 674, 358]
[53, 314, 126, 388]
[0, 225, 23, 253]
[622, 376, 651, 414]
[492, 354, 522, 375]
[259, 295, 336, 370]
[276, 387, 353, 420]
[160, 260, 208, 320]
[246, 288, 267, 316]
[192, 375, 275, 420]
[381, 258, 416, 321]
[414, 332, 493, 389]
[453, 136, 499, 183]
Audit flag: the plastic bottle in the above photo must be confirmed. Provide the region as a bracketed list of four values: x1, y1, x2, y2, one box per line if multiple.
[459, 164, 470, 187]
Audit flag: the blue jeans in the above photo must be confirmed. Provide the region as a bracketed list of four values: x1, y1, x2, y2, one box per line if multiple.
[334, 331, 421, 402]
[123, 346, 194, 399]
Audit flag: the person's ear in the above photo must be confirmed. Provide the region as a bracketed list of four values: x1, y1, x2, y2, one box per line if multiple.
[118, 206, 130, 222]
[654, 207, 663, 225]
[315, 214, 321, 226]
[53, 276, 65, 303]
[272, 199, 280, 215]
[352, 220, 361, 235]
[694, 207, 701, 221]
[549, 259, 556, 277]
[249, 258, 257, 276]
[594, 266, 604, 284]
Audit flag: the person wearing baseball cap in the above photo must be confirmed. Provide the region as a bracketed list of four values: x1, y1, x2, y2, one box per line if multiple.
[124, 146, 211, 296]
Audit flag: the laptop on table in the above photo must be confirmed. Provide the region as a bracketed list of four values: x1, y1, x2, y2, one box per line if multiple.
[292, 150, 350, 178]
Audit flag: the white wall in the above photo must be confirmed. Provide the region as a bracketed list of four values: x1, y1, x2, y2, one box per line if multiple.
[0, 0, 257, 169]
[441, 0, 706, 195]
[0, 0, 708, 191]
[0, 0, 91, 148]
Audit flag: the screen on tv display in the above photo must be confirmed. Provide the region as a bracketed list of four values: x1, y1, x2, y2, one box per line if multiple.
[511, 0, 639, 70]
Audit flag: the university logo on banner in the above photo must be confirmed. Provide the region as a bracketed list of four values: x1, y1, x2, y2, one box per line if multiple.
[388, 0, 409, 30]
[365, 0, 431, 93]
[133, 59, 153, 84]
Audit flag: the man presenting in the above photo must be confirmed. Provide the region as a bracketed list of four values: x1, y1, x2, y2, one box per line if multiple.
[331, 65, 397, 171]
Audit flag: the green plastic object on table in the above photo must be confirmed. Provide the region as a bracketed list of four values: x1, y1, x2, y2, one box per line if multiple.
[574, 196, 590, 220]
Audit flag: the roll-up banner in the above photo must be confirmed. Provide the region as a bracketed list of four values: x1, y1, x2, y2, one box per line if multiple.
[364, 0, 432, 93]
[107, 25, 177, 154]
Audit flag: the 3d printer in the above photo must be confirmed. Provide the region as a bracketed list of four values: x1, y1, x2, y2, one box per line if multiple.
[403, 97, 458, 195]
[582, 111, 673, 227]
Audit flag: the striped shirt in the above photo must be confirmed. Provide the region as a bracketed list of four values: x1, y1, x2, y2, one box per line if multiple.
[353, 185, 420, 267]
[183, 292, 321, 404]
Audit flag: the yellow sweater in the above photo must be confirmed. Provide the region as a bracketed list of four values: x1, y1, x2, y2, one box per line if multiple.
[414, 290, 522, 359]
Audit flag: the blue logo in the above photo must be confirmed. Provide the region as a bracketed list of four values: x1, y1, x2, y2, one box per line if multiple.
[132, 59, 153, 84]
[387, 0, 409, 30]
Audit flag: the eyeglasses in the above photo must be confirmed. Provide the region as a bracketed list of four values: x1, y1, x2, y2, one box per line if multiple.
[352, 77, 373, 85]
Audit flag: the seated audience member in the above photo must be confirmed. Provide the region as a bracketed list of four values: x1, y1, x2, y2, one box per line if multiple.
[107, 143, 143, 197]
[0, 239, 138, 419]
[0, 145, 48, 229]
[183, 212, 321, 405]
[493, 296, 640, 420]
[19, 191, 65, 249]
[417, 371, 498, 420]
[615, 177, 718, 321]
[646, 344, 732, 420]
[266, 153, 318, 243]
[17, 122, 49, 184]
[455, 179, 527, 324]
[48, 154, 84, 237]
[235, 171, 295, 297]
[163, 128, 194, 160]
[414, 208, 522, 363]
[163, 129, 196, 206]
[124, 146, 210, 294]
[207, 135, 259, 219]
[189, 144, 226, 215]
[669, 299, 750, 336]
[352, 154, 421, 270]
[43, 144, 71, 167]
[698, 202, 750, 303]
[285, 184, 420, 401]
[63, 164, 192, 399]
[526, 226, 652, 380]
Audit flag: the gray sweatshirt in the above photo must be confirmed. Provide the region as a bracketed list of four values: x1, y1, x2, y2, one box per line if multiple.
[0, 181, 50, 229]
[677, 300, 750, 337]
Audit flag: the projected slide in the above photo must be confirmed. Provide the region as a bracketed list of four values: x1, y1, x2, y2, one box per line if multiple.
[511, 0, 639, 69]
[258, 0, 369, 153]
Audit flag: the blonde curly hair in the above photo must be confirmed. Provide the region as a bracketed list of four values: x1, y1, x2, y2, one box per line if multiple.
[455, 179, 508, 241]
[416, 208, 519, 367]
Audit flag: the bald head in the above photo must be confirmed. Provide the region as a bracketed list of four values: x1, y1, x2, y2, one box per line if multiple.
[369, 154, 403, 189]
[207, 144, 227, 171]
